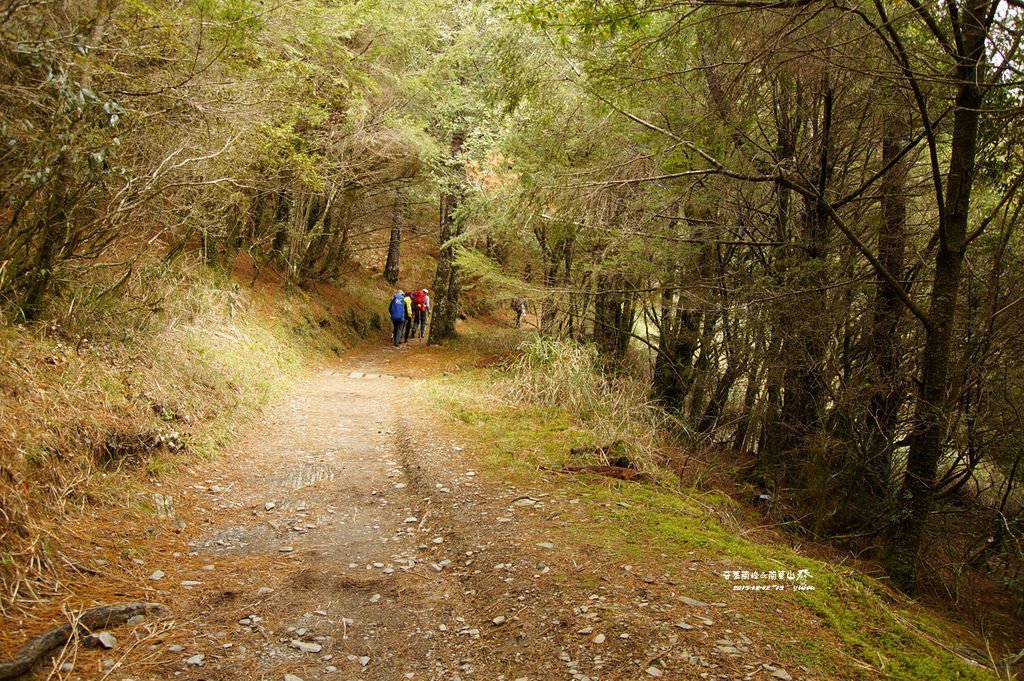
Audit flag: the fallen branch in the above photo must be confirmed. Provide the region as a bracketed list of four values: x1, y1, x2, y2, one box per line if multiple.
[0, 602, 168, 679]
[541, 465, 652, 483]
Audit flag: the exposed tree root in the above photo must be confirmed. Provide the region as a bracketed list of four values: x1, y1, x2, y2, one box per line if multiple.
[0, 602, 168, 679]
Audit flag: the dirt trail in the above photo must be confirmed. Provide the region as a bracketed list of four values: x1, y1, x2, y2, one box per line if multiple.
[51, 344, 813, 681]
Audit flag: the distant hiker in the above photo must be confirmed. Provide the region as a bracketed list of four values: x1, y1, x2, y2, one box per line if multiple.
[420, 289, 431, 338]
[412, 288, 429, 339]
[512, 297, 527, 328]
[403, 291, 414, 342]
[389, 291, 407, 347]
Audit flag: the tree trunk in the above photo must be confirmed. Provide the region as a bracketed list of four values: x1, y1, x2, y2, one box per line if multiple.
[652, 226, 713, 411]
[732, 361, 763, 452]
[651, 285, 701, 410]
[699, 361, 740, 435]
[884, 0, 990, 591]
[593, 274, 635, 362]
[862, 119, 910, 503]
[384, 197, 403, 285]
[687, 310, 719, 424]
[763, 82, 833, 486]
[429, 131, 466, 345]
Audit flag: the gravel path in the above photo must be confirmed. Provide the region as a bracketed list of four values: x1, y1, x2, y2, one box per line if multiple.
[56, 345, 810, 681]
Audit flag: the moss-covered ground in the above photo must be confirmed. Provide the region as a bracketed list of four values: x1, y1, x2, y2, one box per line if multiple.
[421, 354, 996, 680]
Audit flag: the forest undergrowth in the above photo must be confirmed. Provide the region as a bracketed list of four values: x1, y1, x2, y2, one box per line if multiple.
[424, 332, 1020, 679]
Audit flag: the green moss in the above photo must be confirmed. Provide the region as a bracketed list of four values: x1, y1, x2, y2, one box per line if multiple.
[421, 367, 994, 681]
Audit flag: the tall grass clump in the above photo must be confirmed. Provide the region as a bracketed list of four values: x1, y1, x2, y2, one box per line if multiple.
[505, 335, 673, 470]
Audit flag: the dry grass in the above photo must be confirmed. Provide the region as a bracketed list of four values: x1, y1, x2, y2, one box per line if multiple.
[0, 255, 386, 623]
[501, 335, 675, 472]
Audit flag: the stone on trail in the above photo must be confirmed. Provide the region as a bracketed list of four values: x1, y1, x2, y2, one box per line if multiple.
[771, 669, 793, 680]
[284, 675, 305, 681]
[536, 542, 555, 550]
[60, 663, 73, 673]
[674, 621, 695, 630]
[404, 517, 418, 523]
[265, 502, 276, 511]
[591, 633, 606, 644]
[185, 654, 205, 666]
[645, 666, 664, 678]
[492, 615, 507, 626]
[279, 546, 294, 553]
[679, 596, 710, 607]
[358, 656, 371, 666]
[168, 645, 184, 653]
[83, 632, 117, 649]
[369, 593, 381, 603]
[290, 640, 322, 653]
[149, 570, 165, 581]
[126, 614, 146, 626]
[715, 639, 743, 655]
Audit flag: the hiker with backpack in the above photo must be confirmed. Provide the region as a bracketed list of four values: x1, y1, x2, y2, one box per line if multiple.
[402, 291, 415, 343]
[512, 297, 527, 328]
[388, 291, 407, 347]
[412, 289, 429, 339]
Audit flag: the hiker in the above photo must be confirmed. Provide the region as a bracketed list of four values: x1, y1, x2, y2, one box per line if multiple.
[412, 288, 429, 339]
[389, 290, 406, 347]
[512, 297, 527, 328]
[402, 290, 415, 342]
[420, 289, 431, 338]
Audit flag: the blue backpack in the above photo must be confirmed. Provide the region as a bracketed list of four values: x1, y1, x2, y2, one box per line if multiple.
[389, 293, 406, 321]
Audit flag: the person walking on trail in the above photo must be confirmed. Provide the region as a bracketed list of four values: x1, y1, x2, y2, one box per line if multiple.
[412, 289, 429, 339]
[389, 291, 406, 347]
[512, 297, 527, 328]
[402, 291, 414, 343]
[420, 289, 430, 338]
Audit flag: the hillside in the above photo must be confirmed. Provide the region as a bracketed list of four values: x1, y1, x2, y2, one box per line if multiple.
[3, 0, 1024, 677]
